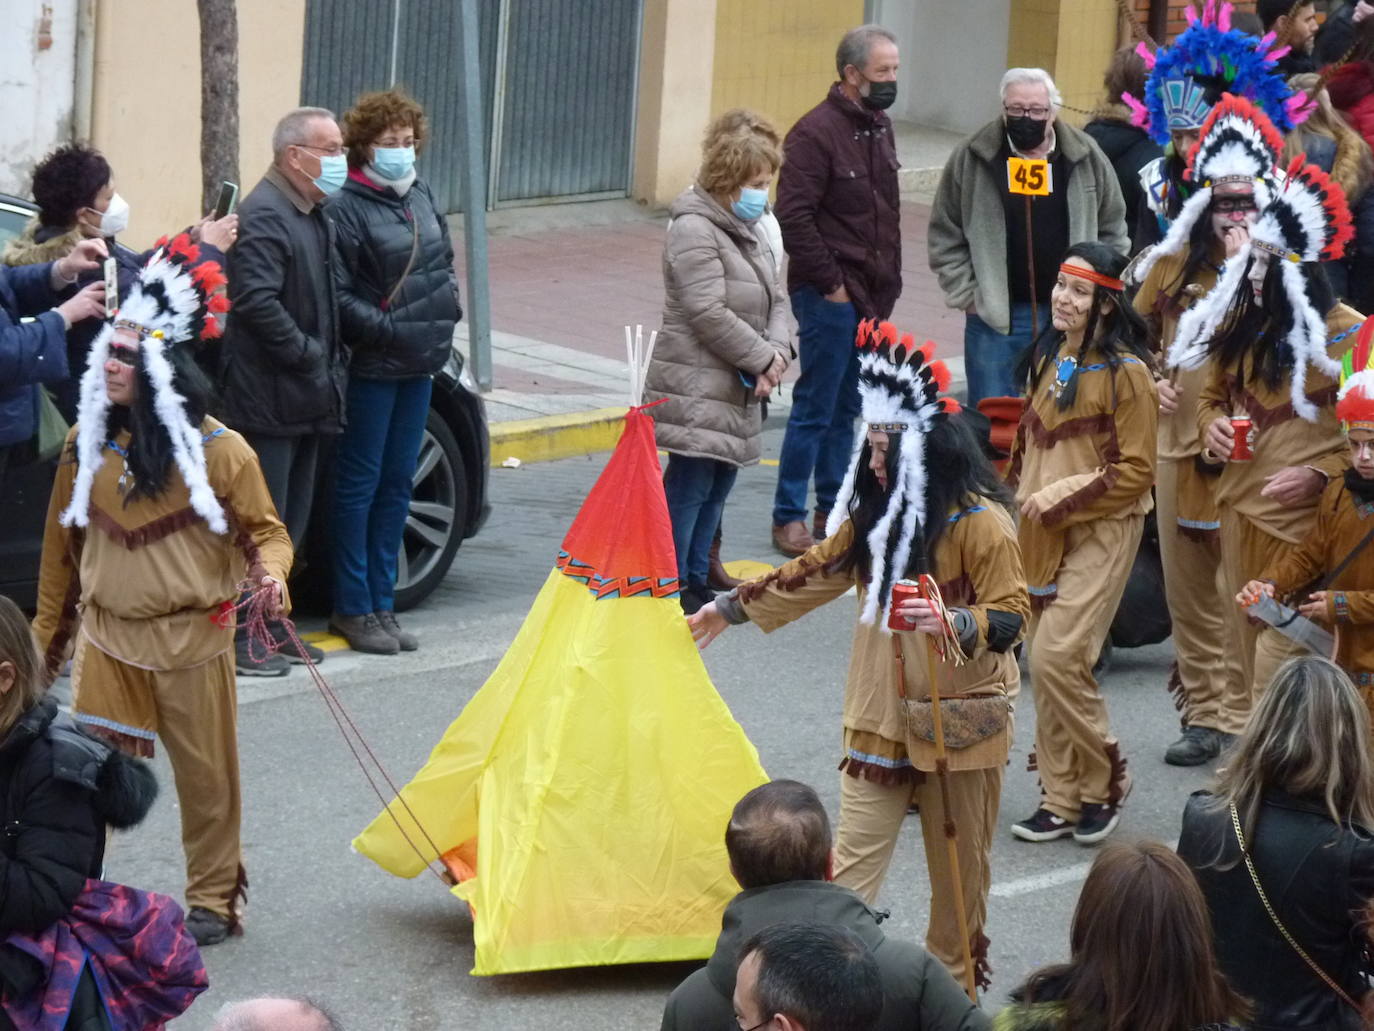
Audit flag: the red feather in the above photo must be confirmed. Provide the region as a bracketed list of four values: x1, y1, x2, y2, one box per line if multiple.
[201, 314, 223, 340]
[191, 261, 227, 294]
[939, 397, 961, 414]
[854, 318, 874, 350]
[168, 233, 200, 263]
[1187, 93, 1284, 178]
[930, 360, 952, 394]
[206, 291, 230, 314]
[1353, 317, 1374, 375]
[878, 321, 898, 347]
[1288, 158, 1355, 260]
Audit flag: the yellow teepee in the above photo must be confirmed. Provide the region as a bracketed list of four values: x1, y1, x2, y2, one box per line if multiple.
[353, 408, 767, 974]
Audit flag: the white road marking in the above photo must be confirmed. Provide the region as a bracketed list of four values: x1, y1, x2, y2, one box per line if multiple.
[989, 838, 1179, 898]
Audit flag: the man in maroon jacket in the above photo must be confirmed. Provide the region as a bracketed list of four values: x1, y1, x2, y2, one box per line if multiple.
[771, 25, 902, 557]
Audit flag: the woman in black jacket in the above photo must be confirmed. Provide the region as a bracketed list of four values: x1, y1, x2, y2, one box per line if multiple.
[0, 595, 178, 1029]
[327, 88, 462, 655]
[1178, 656, 1374, 1029]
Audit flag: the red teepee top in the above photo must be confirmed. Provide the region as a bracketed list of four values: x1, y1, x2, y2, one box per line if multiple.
[556, 408, 680, 599]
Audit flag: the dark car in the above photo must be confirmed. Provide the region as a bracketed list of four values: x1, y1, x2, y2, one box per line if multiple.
[0, 193, 489, 613]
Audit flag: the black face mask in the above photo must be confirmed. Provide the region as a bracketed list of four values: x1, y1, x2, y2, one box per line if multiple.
[1006, 114, 1048, 151]
[862, 80, 898, 111]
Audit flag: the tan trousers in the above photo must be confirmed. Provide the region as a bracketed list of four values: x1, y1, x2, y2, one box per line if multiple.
[73, 638, 244, 919]
[1216, 506, 1306, 735]
[833, 766, 1001, 987]
[1156, 459, 1242, 731]
[1028, 515, 1142, 822]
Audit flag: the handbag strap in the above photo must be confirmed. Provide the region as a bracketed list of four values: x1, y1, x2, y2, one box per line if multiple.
[383, 209, 422, 311]
[1229, 803, 1363, 1012]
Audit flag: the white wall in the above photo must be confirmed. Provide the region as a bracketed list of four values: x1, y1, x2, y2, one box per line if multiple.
[0, 0, 78, 196]
[875, 0, 1011, 134]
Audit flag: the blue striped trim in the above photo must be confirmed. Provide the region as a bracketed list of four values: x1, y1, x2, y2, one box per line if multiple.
[846, 748, 913, 770]
[1178, 518, 1221, 531]
[1078, 357, 1145, 372]
[948, 504, 987, 524]
[73, 713, 155, 740]
[1331, 326, 1359, 346]
[1028, 583, 1058, 597]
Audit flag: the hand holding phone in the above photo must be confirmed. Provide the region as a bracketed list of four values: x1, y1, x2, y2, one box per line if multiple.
[103, 257, 118, 315]
[212, 181, 239, 220]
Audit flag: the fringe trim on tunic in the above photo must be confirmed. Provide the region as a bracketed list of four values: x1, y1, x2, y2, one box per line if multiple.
[1105, 741, 1129, 806]
[226, 864, 249, 931]
[837, 755, 923, 786]
[1040, 465, 1121, 527]
[42, 554, 84, 685]
[87, 503, 201, 551]
[1025, 748, 1038, 772]
[972, 930, 993, 992]
[736, 551, 842, 605]
[1228, 377, 1339, 433]
[1018, 406, 1116, 448]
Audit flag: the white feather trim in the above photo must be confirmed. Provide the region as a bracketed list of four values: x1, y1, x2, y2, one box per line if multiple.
[1168, 242, 1252, 370]
[860, 431, 928, 630]
[1279, 259, 1338, 422]
[826, 431, 864, 540]
[1130, 186, 1213, 288]
[60, 322, 116, 528]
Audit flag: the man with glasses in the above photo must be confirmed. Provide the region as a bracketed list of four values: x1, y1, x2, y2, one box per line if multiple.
[218, 107, 349, 676]
[929, 68, 1127, 406]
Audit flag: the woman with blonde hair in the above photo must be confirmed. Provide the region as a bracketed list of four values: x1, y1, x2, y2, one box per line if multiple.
[994, 839, 1248, 1031]
[1285, 74, 1374, 312]
[1178, 656, 1374, 1029]
[645, 109, 791, 613]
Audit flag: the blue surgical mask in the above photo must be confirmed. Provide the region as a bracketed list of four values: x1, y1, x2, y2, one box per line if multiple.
[372, 145, 415, 180]
[732, 186, 768, 221]
[313, 153, 348, 196]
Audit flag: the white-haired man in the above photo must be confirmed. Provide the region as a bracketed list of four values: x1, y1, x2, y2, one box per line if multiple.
[928, 68, 1127, 406]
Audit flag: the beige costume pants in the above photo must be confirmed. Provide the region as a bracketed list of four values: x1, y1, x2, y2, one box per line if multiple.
[1216, 506, 1306, 735]
[1156, 459, 1241, 732]
[1028, 514, 1142, 822]
[73, 639, 244, 920]
[833, 766, 1001, 987]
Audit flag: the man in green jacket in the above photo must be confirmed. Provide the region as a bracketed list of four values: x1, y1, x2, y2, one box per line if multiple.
[928, 68, 1127, 406]
[660, 780, 990, 1031]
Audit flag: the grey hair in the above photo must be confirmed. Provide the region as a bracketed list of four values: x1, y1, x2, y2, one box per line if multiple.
[1208, 656, 1374, 863]
[271, 107, 336, 159]
[999, 67, 1063, 109]
[212, 997, 343, 1031]
[835, 24, 898, 78]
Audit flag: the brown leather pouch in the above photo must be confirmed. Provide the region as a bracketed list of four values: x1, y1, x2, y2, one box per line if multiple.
[903, 695, 1009, 749]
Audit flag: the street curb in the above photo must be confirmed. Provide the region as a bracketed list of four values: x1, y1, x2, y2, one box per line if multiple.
[489, 406, 628, 466]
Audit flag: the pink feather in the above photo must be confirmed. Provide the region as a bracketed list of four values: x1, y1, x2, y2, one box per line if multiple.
[1257, 30, 1276, 49]
[1287, 92, 1315, 124]
[1218, 2, 1232, 31]
[1185, 4, 1199, 25]
[1266, 44, 1291, 63]
[1123, 93, 1150, 127]
[1135, 41, 1156, 69]
[1202, 0, 1217, 26]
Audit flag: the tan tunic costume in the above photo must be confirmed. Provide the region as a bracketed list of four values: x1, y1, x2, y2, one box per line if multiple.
[1134, 248, 1242, 732]
[1196, 304, 1364, 730]
[736, 506, 1028, 987]
[33, 417, 292, 921]
[1008, 340, 1157, 822]
[1261, 475, 1374, 712]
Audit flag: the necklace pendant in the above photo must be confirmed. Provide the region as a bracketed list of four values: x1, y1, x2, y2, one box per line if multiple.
[1053, 355, 1078, 399]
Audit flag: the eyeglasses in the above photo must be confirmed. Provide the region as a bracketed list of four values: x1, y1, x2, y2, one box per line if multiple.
[294, 142, 346, 157]
[1212, 196, 1258, 214]
[1004, 105, 1051, 119]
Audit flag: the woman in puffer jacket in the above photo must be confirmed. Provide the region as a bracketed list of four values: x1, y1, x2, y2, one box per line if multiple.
[645, 110, 792, 614]
[328, 88, 462, 656]
[0, 595, 204, 1029]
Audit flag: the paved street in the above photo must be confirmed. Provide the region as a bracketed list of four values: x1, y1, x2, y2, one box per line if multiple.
[107, 425, 1203, 1029]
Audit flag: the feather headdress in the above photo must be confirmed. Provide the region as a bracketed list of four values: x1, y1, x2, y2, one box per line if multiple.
[1337, 317, 1374, 430]
[827, 319, 958, 630]
[62, 233, 231, 533]
[1132, 93, 1283, 289]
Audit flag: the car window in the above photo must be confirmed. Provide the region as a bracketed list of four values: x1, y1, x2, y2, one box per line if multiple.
[0, 201, 36, 249]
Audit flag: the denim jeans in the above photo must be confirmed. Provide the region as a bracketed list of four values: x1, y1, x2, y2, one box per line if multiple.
[772, 286, 861, 526]
[663, 454, 739, 587]
[963, 302, 1049, 407]
[332, 375, 433, 616]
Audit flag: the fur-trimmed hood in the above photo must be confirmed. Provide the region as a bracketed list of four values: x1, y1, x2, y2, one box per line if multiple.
[0, 218, 83, 269]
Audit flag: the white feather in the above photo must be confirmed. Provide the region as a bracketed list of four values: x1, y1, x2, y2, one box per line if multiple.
[1168, 242, 1253, 370]
[826, 431, 864, 540]
[1130, 187, 1213, 288]
[60, 322, 116, 527]
[140, 335, 227, 533]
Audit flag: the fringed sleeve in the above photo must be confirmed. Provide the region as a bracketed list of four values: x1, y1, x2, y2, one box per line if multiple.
[31, 437, 81, 684]
[738, 522, 859, 633]
[952, 505, 1029, 653]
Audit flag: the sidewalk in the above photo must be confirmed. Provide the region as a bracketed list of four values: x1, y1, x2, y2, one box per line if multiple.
[456, 124, 964, 462]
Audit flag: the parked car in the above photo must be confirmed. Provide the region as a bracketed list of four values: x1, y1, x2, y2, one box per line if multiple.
[0, 193, 489, 612]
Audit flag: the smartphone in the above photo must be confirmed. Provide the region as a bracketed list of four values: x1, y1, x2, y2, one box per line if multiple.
[212, 180, 239, 220]
[103, 257, 118, 315]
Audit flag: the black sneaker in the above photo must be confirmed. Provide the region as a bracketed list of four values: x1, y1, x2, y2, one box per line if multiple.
[185, 906, 233, 947]
[1074, 802, 1121, 845]
[269, 624, 325, 665]
[234, 639, 289, 678]
[1164, 725, 1224, 767]
[1011, 808, 1075, 842]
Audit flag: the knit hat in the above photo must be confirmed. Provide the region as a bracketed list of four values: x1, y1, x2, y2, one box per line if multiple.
[61, 232, 231, 533]
[826, 319, 959, 629]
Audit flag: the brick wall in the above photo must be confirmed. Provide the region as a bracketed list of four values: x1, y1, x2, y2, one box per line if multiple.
[1130, 1, 1264, 43]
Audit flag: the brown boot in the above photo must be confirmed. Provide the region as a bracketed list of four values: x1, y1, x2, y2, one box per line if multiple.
[813, 509, 830, 543]
[772, 521, 814, 557]
[707, 538, 743, 591]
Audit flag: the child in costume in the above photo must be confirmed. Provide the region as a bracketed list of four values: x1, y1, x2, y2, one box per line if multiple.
[689, 320, 1028, 992]
[31, 233, 293, 948]
[1165, 97, 1364, 732]
[1239, 319, 1374, 715]
[1009, 241, 1158, 846]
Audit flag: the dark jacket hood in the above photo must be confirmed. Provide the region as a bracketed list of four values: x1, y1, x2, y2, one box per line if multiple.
[1083, 116, 1150, 162]
[1, 698, 158, 830]
[704, 881, 885, 997]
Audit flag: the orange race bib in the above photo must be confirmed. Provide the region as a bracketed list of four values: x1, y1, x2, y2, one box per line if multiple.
[1007, 157, 1051, 196]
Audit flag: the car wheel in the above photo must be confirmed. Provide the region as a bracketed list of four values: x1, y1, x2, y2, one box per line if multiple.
[393, 411, 468, 612]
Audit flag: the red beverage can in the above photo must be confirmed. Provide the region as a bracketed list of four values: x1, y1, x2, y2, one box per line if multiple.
[1230, 416, 1254, 461]
[888, 579, 921, 631]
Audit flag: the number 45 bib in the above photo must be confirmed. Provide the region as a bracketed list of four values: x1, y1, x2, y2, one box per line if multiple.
[1007, 157, 1052, 196]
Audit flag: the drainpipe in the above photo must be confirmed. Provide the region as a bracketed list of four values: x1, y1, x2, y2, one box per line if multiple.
[73, 0, 96, 142]
[1147, 0, 1168, 43]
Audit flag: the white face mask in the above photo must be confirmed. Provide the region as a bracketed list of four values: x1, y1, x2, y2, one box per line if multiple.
[99, 192, 130, 237]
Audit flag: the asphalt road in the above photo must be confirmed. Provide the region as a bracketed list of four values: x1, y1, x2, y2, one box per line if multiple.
[101, 427, 1207, 1029]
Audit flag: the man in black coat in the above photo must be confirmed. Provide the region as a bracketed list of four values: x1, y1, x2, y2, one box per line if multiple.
[218, 106, 348, 675]
[660, 780, 989, 1031]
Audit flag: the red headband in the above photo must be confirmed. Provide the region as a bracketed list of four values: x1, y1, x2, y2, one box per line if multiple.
[1060, 263, 1123, 292]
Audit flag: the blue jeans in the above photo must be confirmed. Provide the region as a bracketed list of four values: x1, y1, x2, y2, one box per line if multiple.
[663, 455, 738, 587]
[772, 286, 861, 526]
[332, 376, 433, 616]
[963, 302, 1050, 406]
